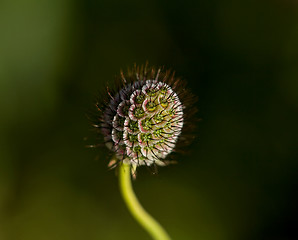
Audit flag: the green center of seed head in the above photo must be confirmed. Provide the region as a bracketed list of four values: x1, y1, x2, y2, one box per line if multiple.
[154, 112, 164, 123]
[141, 133, 152, 142]
[146, 102, 156, 112]
[147, 88, 157, 97]
[164, 121, 172, 129]
[159, 87, 167, 95]
[133, 107, 145, 119]
[135, 94, 145, 104]
[160, 98, 168, 108]
[129, 134, 138, 142]
[133, 145, 141, 153]
[129, 120, 139, 132]
[168, 108, 176, 116]
[142, 118, 152, 130]
[153, 128, 163, 138]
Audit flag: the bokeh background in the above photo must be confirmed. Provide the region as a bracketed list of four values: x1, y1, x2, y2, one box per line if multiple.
[1, 0, 298, 239]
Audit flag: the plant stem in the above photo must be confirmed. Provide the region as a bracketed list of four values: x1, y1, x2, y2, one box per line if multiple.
[119, 163, 171, 240]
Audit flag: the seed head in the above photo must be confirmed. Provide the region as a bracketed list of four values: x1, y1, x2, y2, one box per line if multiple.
[92, 64, 197, 170]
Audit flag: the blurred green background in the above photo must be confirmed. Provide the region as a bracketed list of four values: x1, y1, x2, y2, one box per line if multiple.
[1, 0, 298, 239]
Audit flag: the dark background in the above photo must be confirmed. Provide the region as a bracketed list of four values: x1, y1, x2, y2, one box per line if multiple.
[0, 0, 298, 239]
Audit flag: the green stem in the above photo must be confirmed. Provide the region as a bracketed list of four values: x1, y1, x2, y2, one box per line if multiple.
[119, 163, 171, 240]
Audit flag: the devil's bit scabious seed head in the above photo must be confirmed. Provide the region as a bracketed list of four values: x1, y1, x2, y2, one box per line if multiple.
[93, 64, 197, 169]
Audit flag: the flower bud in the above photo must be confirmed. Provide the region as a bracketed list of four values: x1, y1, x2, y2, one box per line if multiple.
[94, 64, 196, 169]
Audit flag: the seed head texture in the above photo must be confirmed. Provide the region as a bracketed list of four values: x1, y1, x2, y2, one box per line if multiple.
[94, 64, 196, 168]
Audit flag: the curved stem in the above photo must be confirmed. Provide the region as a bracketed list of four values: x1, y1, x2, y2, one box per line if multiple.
[119, 163, 171, 240]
